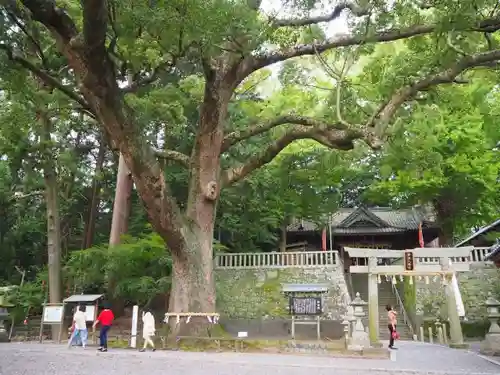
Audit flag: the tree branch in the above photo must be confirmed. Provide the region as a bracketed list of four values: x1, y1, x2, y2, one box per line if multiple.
[243, 17, 500, 76]
[82, 0, 108, 54]
[247, 24, 435, 75]
[273, 2, 369, 27]
[222, 115, 349, 153]
[221, 121, 381, 186]
[368, 48, 500, 136]
[123, 60, 175, 94]
[20, 0, 187, 253]
[19, 0, 78, 42]
[155, 149, 190, 167]
[0, 43, 93, 113]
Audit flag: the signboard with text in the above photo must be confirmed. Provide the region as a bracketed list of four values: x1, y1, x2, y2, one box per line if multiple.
[404, 251, 415, 271]
[289, 297, 322, 315]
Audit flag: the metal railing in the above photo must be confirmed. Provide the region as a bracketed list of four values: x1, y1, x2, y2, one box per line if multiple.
[214, 250, 338, 269]
[391, 282, 415, 337]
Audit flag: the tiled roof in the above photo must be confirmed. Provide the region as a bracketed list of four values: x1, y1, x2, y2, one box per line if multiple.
[287, 206, 435, 233]
[485, 241, 500, 261]
[454, 218, 500, 247]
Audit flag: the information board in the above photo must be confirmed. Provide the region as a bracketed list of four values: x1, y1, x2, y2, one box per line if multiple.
[42, 305, 64, 324]
[84, 305, 96, 321]
[289, 296, 322, 315]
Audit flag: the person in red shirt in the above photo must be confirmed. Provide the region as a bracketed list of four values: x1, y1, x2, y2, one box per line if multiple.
[93, 303, 114, 352]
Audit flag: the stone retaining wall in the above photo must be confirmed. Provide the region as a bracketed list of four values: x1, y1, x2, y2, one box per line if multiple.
[416, 263, 500, 321]
[215, 266, 350, 320]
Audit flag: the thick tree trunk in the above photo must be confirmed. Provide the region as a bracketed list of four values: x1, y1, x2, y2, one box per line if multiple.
[434, 197, 455, 246]
[167, 79, 229, 335]
[168, 224, 216, 335]
[109, 153, 133, 246]
[82, 138, 106, 249]
[39, 110, 63, 340]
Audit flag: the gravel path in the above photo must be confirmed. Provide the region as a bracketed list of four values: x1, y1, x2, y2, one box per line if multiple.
[1, 341, 499, 375]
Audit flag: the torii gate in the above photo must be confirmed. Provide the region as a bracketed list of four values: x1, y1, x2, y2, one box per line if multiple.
[345, 246, 473, 348]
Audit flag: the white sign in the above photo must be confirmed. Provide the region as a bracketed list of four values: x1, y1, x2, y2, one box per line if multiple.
[237, 331, 248, 338]
[84, 305, 96, 321]
[42, 305, 63, 324]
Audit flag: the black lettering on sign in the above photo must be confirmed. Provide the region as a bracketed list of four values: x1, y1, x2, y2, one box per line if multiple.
[404, 251, 415, 271]
[289, 297, 322, 315]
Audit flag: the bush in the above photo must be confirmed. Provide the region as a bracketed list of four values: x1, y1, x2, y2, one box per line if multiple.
[65, 233, 172, 306]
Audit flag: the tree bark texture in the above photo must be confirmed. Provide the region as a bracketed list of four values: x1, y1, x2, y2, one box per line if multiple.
[168, 224, 216, 335]
[82, 138, 106, 249]
[434, 197, 456, 246]
[109, 153, 133, 246]
[167, 79, 230, 334]
[39, 110, 63, 340]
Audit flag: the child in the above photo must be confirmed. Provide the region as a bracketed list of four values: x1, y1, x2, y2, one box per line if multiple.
[69, 305, 88, 348]
[93, 303, 114, 352]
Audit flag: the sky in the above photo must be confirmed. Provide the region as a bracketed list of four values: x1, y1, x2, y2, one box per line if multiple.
[261, 0, 350, 37]
[254, 0, 351, 94]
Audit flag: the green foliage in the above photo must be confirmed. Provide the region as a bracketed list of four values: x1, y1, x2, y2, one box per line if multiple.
[402, 277, 416, 322]
[65, 233, 172, 306]
[365, 79, 500, 241]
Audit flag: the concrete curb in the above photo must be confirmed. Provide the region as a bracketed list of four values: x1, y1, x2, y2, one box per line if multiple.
[474, 353, 500, 367]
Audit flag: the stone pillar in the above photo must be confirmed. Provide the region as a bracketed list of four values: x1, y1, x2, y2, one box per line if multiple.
[367, 257, 380, 345]
[442, 269, 466, 348]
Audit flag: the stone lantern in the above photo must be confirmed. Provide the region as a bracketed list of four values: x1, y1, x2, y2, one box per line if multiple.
[485, 294, 500, 333]
[480, 293, 500, 356]
[0, 294, 13, 342]
[348, 292, 370, 350]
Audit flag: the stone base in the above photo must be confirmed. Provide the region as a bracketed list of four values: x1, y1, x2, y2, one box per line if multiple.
[449, 342, 469, 349]
[0, 329, 10, 343]
[370, 341, 383, 348]
[480, 333, 500, 356]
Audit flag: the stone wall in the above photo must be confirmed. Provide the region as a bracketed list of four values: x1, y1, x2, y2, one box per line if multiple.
[215, 266, 350, 320]
[416, 263, 500, 321]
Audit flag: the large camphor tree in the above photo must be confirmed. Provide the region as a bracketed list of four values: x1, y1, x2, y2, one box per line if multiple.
[2, 0, 500, 333]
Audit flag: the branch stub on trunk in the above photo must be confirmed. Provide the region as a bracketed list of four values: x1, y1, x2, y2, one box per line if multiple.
[204, 181, 218, 201]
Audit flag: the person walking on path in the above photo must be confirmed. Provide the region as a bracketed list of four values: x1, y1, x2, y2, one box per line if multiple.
[386, 304, 398, 350]
[139, 309, 156, 352]
[68, 305, 88, 349]
[93, 304, 114, 352]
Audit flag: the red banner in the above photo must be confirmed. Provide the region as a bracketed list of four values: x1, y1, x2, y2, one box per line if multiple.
[418, 222, 424, 248]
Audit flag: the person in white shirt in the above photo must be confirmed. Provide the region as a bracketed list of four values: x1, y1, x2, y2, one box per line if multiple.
[139, 309, 156, 352]
[69, 305, 88, 348]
